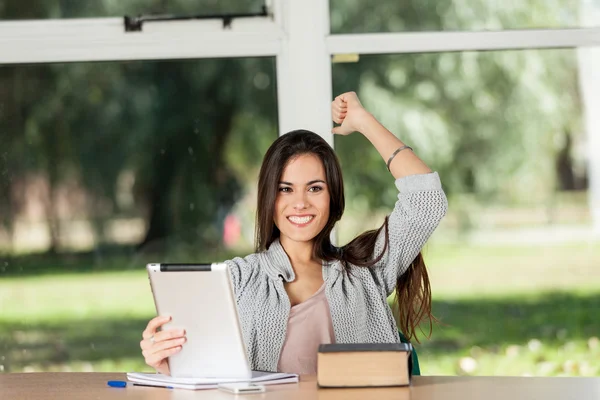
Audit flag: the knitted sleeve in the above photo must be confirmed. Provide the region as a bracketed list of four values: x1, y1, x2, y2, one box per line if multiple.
[372, 172, 448, 296]
[224, 255, 259, 302]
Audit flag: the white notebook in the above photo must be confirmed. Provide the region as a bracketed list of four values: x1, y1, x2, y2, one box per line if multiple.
[126, 371, 299, 390]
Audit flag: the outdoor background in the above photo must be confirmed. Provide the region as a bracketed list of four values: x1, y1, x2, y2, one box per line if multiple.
[1, 0, 599, 376]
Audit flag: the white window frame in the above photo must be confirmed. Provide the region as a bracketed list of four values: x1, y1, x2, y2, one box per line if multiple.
[1, 0, 599, 231]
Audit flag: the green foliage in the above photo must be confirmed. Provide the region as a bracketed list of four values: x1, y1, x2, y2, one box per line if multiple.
[0, 56, 276, 251]
[0, 0, 263, 19]
[330, 0, 583, 211]
[0, 0, 588, 254]
[0, 1, 276, 253]
[330, 0, 579, 33]
[334, 50, 582, 208]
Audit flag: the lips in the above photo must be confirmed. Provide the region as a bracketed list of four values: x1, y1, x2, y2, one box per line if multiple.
[287, 215, 315, 225]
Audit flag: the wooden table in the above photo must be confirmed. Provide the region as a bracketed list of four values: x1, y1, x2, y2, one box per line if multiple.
[2, 373, 599, 400]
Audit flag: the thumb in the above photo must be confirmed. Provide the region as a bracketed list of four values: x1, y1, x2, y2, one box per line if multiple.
[332, 126, 343, 135]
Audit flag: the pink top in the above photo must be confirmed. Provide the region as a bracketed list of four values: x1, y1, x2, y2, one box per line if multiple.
[277, 284, 336, 375]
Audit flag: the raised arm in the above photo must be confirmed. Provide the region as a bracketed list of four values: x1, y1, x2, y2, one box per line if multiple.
[332, 91, 433, 179]
[332, 92, 447, 295]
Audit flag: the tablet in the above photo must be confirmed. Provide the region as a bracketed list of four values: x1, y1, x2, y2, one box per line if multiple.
[146, 263, 251, 379]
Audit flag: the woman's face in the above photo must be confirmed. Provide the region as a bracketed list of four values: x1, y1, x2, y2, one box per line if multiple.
[274, 153, 330, 246]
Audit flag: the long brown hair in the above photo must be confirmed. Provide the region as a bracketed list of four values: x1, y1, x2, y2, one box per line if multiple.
[255, 130, 433, 342]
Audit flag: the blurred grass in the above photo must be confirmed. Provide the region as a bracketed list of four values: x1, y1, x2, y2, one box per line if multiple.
[425, 241, 600, 298]
[1, 241, 599, 375]
[420, 291, 600, 376]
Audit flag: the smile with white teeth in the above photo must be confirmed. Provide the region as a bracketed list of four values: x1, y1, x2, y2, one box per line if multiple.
[287, 215, 314, 225]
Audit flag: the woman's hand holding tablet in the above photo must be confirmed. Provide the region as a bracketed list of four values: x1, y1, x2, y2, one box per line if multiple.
[140, 315, 187, 376]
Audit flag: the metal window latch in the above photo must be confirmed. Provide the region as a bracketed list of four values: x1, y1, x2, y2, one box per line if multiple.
[124, 5, 268, 32]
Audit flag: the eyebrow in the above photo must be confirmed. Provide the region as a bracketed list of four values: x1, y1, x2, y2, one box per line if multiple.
[279, 179, 326, 186]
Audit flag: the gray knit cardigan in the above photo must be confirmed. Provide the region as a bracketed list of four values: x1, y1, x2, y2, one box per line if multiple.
[224, 172, 448, 372]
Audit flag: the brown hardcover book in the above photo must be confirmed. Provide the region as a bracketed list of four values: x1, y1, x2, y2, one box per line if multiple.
[317, 343, 413, 388]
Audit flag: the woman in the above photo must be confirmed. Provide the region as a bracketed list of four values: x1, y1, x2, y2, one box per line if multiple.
[140, 92, 448, 375]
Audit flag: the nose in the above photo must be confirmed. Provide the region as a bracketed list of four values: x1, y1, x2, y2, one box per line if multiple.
[292, 191, 308, 210]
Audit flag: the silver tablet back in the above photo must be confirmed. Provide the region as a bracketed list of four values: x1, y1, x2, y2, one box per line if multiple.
[146, 263, 251, 379]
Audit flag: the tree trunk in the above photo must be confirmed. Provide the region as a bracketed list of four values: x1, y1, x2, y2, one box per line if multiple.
[136, 143, 178, 252]
[555, 129, 576, 191]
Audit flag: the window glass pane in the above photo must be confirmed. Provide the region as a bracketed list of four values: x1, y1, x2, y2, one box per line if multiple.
[0, 57, 278, 372]
[0, 0, 264, 20]
[331, 0, 600, 33]
[333, 48, 599, 376]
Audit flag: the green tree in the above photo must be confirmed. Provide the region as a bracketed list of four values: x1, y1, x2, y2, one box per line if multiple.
[0, 0, 274, 254]
[0, 0, 585, 257]
[331, 0, 583, 213]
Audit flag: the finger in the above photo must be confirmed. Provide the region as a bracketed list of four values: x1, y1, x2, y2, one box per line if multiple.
[154, 328, 186, 343]
[332, 104, 347, 114]
[334, 111, 347, 121]
[146, 346, 182, 368]
[340, 92, 352, 102]
[332, 109, 347, 121]
[142, 316, 171, 340]
[332, 111, 346, 123]
[333, 96, 345, 107]
[143, 337, 186, 356]
[140, 334, 182, 351]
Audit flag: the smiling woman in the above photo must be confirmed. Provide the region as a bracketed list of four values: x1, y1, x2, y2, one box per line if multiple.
[139, 92, 448, 376]
[257, 132, 342, 257]
[274, 153, 331, 245]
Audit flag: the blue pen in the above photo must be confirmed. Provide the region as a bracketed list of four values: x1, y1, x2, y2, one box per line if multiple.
[107, 380, 173, 389]
[107, 380, 127, 388]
